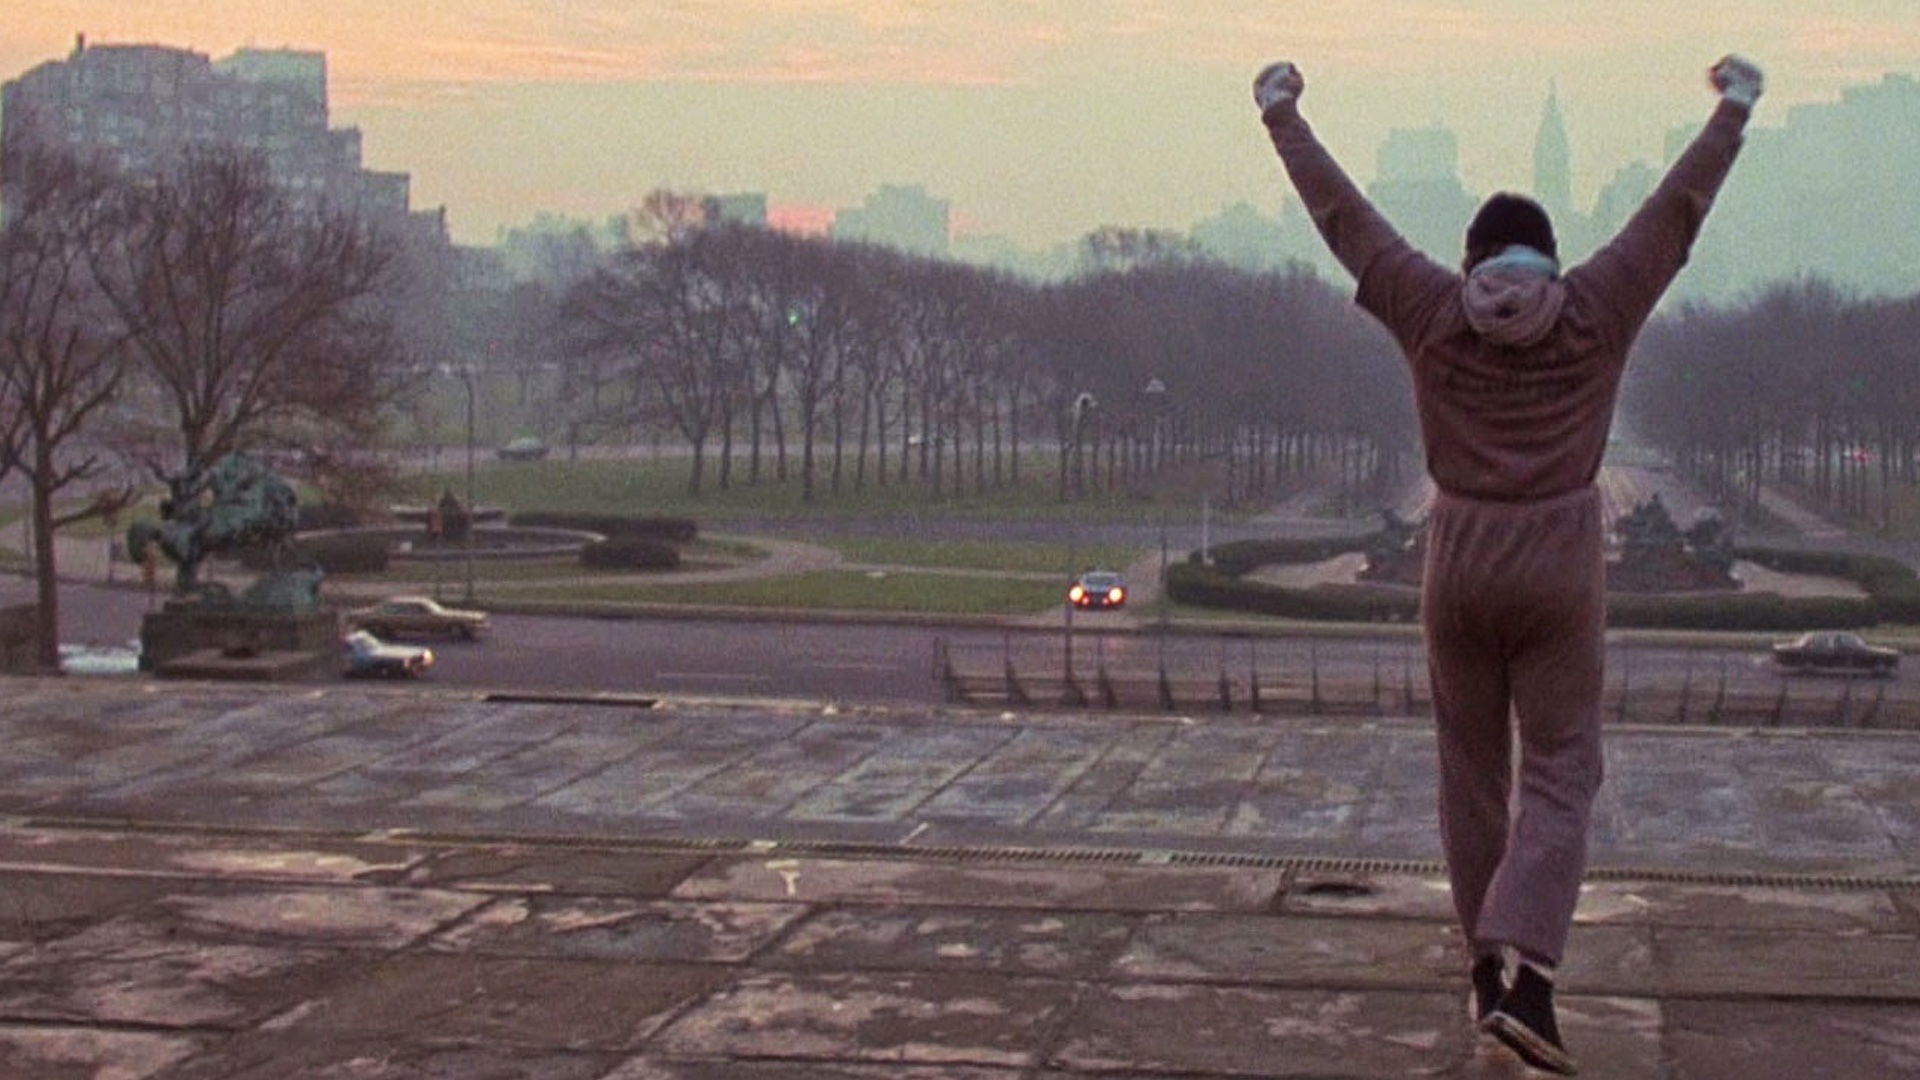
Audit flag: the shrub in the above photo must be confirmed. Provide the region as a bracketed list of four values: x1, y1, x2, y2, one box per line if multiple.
[1196, 536, 1363, 577]
[511, 511, 699, 543]
[238, 534, 389, 574]
[1738, 546, 1920, 626]
[1604, 591, 1872, 631]
[295, 502, 361, 531]
[580, 537, 682, 571]
[1166, 561, 1418, 622]
[1171, 538, 1920, 630]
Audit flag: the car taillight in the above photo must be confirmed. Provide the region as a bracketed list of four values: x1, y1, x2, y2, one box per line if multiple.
[1068, 585, 1086, 603]
[1108, 587, 1126, 603]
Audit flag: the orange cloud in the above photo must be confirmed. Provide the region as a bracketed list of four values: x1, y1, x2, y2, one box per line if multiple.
[768, 203, 836, 236]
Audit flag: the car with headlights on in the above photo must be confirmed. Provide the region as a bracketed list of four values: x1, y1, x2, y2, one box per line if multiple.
[1068, 570, 1128, 609]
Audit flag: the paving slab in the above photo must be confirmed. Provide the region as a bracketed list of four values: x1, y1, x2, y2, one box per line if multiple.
[160, 1038, 626, 1080]
[603, 1062, 1020, 1079]
[151, 882, 487, 949]
[671, 855, 1284, 912]
[403, 846, 712, 896]
[0, 1025, 206, 1080]
[431, 895, 808, 962]
[1577, 878, 1915, 933]
[0, 916, 360, 1028]
[286, 953, 728, 1051]
[766, 905, 1139, 977]
[1665, 999, 1920, 1080]
[1654, 925, 1920, 997]
[1112, 911, 1461, 988]
[653, 970, 1075, 1068]
[1054, 984, 1461, 1077]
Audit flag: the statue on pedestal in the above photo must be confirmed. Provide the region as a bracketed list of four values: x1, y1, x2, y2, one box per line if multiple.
[1358, 507, 1428, 586]
[1610, 495, 1738, 592]
[125, 452, 316, 612]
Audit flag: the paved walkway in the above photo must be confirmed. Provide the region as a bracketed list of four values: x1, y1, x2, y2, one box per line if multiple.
[2, 677, 1918, 1078]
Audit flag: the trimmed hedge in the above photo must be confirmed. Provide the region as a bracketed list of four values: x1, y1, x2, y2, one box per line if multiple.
[1603, 591, 1873, 631]
[580, 537, 682, 571]
[511, 511, 698, 543]
[1193, 536, 1366, 577]
[238, 534, 389, 574]
[1737, 546, 1920, 625]
[1171, 535, 1920, 629]
[1168, 562, 1416, 622]
[295, 502, 361, 531]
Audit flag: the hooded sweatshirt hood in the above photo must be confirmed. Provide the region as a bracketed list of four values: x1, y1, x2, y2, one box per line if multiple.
[1462, 246, 1567, 348]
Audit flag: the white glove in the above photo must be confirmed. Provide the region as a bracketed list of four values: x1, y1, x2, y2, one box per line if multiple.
[1710, 55, 1764, 109]
[1253, 61, 1304, 115]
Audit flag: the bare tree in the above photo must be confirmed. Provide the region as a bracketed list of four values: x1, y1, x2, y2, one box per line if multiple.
[1627, 280, 1884, 521]
[0, 147, 136, 668]
[836, 245, 914, 492]
[567, 229, 749, 496]
[735, 230, 862, 502]
[93, 149, 409, 474]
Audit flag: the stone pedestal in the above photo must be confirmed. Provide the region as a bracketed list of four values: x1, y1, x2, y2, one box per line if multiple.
[0, 601, 38, 674]
[140, 603, 339, 681]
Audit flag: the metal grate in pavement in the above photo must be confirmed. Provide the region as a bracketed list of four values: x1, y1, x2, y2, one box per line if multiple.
[9, 816, 1916, 893]
[738, 838, 1920, 892]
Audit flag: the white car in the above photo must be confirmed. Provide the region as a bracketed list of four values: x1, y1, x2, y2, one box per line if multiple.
[342, 630, 433, 679]
[346, 596, 489, 641]
[497, 436, 549, 461]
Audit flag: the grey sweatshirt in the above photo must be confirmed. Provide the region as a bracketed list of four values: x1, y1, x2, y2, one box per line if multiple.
[1264, 98, 1751, 501]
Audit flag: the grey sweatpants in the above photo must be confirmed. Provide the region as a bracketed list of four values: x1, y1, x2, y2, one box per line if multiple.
[1422, 485, 1606, 967]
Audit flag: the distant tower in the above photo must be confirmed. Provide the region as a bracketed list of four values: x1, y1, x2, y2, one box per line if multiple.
[1534, 82, 1573, 222]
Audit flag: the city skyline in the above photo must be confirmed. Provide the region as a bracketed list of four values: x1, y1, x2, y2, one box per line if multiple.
[6, 3, 1920, 258]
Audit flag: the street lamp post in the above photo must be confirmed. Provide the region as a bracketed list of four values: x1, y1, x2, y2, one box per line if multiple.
[1063, 392, 1096, 694]
[462, 367, 476, 603]
[441, 363, 478, 602]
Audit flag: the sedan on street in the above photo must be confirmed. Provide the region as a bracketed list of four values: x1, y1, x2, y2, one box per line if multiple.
[1771, 631, 1899, 675]
[346, 595, 489, 641]
[1068, 570, 1128, 609]
[342, 630, 434, 679]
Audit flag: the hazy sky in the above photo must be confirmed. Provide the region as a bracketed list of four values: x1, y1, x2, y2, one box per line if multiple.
[8, 3, 1920, 248]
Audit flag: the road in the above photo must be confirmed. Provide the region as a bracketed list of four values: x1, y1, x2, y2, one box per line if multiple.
[47, 577, 1916, 726]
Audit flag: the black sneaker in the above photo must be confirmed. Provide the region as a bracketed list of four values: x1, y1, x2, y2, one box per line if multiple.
[1483, 965, 1579, 1075]
[1470, 954, 1506, 1022]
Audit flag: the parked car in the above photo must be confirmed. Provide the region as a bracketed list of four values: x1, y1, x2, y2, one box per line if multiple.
[345, 595, 489, 641]
[1068, 570, 1128, 609]
[1771, 631, 1899, 675]
[497, 436, 549, 461]
[342, 630, 433, 679]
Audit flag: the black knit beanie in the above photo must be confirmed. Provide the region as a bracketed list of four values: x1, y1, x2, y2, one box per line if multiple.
[1465, 192, 1557, 264]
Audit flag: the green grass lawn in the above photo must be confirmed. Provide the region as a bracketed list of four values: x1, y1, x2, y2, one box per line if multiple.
[325, 532, 1142, 616]
[820, 535, 1140, 574]
[357, 457, 1176, 612]
[504, 569, 1062, 615]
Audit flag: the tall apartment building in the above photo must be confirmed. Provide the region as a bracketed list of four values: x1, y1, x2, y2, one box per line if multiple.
[1366, 126, 1478, 261]
[1, 34, 442, 243]
[831, 184, 951, 257]
[1533, 84, 1574, 225]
